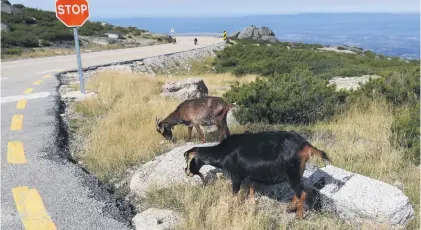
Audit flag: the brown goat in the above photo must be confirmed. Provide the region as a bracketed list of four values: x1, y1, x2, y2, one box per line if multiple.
[156, 96, 233, 143]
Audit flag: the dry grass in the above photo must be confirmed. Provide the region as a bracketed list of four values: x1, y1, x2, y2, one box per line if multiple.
[70, 70, 419, 229]
[145, 180, 353, 230]
[71, 71, 257, 181]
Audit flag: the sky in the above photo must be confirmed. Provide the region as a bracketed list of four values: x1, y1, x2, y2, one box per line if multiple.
[10, 0, 421, 18]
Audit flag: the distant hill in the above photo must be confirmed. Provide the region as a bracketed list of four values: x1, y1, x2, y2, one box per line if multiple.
[1, 0, 167, 58]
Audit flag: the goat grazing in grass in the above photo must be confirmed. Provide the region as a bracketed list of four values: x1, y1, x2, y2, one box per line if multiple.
[156, 96, 233, 143]
[183, 130, 331, 219]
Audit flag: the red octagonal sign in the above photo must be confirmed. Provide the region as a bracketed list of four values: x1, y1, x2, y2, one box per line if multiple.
[56, 0, 90, 27]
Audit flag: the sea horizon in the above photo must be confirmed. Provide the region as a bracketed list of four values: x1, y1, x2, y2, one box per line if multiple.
[99, 13, 420, 59]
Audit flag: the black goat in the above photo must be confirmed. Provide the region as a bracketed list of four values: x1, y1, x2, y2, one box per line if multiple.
[183, 130, 331, 219]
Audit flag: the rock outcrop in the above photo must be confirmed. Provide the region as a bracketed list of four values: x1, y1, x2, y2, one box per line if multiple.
[132, 208, 182, 230]
[1, 0, 12, 14]
[1, 23, 10, 32]
[161, 78, 209, 101]
[130, 143, 222, 199]
[231, 25, 278, 43]
[328, 75, 382, 91]
[130, 142, 415, 227]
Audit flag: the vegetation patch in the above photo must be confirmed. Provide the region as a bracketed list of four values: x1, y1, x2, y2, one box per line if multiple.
[214, 40, 416, 78]
[1, 1, 162, 59]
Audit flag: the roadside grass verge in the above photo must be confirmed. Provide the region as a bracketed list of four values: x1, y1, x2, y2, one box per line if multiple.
[69, 71, 419, 229]
[70, 71, 257, 182]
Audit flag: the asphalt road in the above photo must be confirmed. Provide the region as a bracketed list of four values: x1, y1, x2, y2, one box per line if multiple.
[1, 36, 222, 230]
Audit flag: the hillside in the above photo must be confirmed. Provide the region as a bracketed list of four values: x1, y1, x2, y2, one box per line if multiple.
[1, 0, 168, 59]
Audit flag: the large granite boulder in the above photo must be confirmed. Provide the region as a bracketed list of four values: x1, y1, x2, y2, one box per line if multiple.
[237, 26, 256, 39]
[235, 25, 278, 43]
[1, 0, 12, 14]
[260, 35, 278, 43]
[1, 23, 10, 32]
[130, 142, 415, 227]
[130, 143, 222, 199]
[161, 78, 208, 101]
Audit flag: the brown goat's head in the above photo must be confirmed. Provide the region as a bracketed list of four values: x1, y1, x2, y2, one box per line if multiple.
[156, 117, 174, 141]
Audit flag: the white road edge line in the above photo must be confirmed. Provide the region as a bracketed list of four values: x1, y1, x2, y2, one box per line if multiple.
[1, 92, 51, 104]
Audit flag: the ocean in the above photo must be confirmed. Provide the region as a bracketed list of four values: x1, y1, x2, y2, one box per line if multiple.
[100, 13, 420, 59]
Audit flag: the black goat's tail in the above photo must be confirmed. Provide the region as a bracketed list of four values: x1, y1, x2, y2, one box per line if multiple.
[308, 145, 331, 167]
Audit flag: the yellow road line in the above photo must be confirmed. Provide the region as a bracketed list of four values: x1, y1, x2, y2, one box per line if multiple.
[12, 186, 57, 230]
[42, 75, 52, 79]
[23, 88, 33, 94]
[16, 99, 27, 109]
[7, 141, 27, 164]
[11, 114, 23, 131]
[33, 80, 43, 85]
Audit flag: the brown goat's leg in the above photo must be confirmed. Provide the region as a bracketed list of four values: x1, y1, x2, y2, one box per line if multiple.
[188, 126, 193, 141]
[222, 116, 230, 137]
[215, 120, 226, 142]
[194, 125, 205, 143]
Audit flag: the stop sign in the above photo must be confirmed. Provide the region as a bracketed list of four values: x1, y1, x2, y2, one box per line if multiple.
[55, 0, 90, 27]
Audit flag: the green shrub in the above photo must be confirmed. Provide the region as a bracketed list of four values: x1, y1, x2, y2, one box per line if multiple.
[337, 46, 347, 50]
[358, 66, 420, 106]
[223, 67, 343, 124]
[392, 104, 420, 164]
[2, 30, 38, 47]
[13, 4, 24, 9]
[214, 40, 413, 79]
[38, 30, 73, 41]
[40, 40, 52, 46]
[2, 47, 24, 55]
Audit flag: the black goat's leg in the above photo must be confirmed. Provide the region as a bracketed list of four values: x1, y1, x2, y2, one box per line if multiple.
[231, 175, 242, 195]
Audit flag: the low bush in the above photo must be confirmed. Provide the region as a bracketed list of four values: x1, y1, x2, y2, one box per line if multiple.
[223, 67, 344, 124]
[392, 104, 420, 164]
[2, 30, 39, 47]
[2, 47, 24, 55]
[214, 40, 413, 79]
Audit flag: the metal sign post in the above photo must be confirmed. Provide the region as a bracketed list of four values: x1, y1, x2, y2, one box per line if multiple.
[73, 27, 85, 94]
[55, 0, 90, 94]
